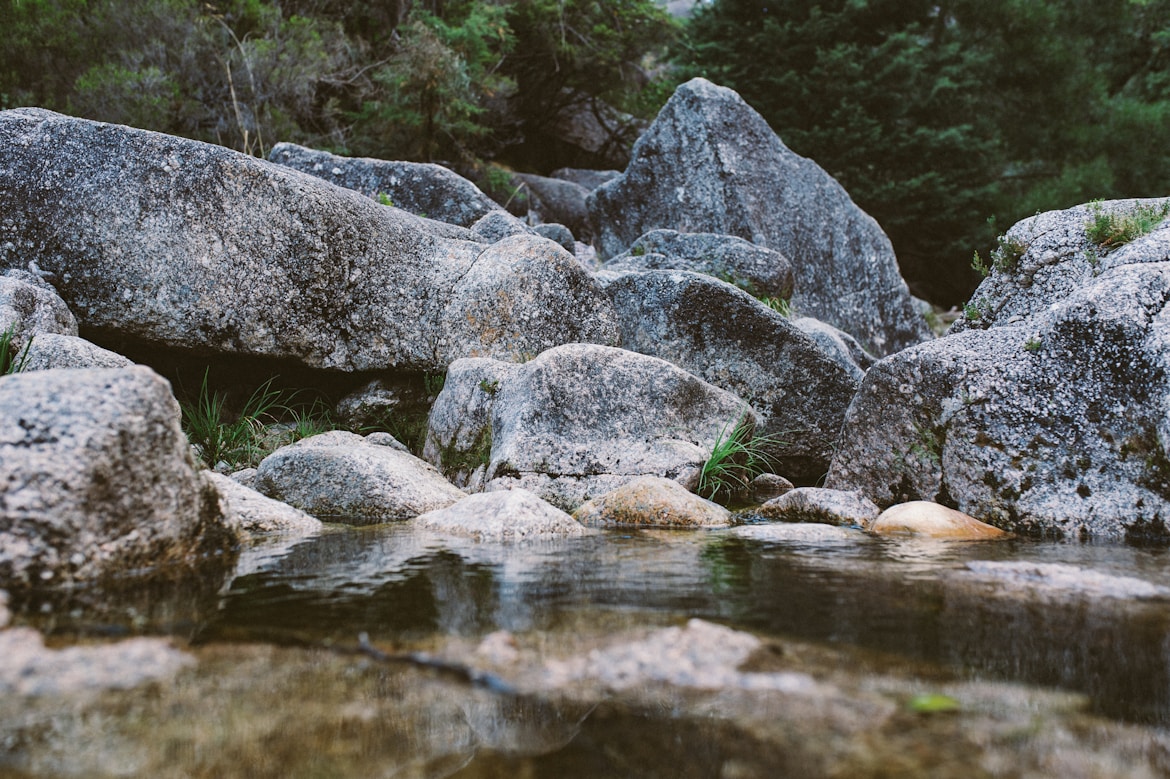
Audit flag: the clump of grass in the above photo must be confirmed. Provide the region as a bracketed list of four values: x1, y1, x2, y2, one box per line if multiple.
[180, 371, 288, 470]
[697, 412, 785, 503]
[759, 296, 793, 317]
[1085, 199, 1170, 249]
[0, 326, 32, 375]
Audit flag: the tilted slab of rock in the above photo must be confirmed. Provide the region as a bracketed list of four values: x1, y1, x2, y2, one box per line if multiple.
[268, 142, 501, 227]
[587, 77, 929, 356]
[0, 109, 617, 371]
[255, 431, 465, 525]
[412, 489, 588, 541]
[425, 344, 755, 511]
[203, 471, 322, 541]
[0, 366, 233, 586]
[573, 476, 731, 528]
[756, 487, 880, 528]
[21, 333, 133, 371]
[600, 229, 795, 301]
[602, 270, 860, 483]
[827, 200, 1170, 541]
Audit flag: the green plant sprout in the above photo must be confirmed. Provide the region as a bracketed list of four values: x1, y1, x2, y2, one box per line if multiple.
[759, 296, 794, 317]
[697, 412, 785, 503]
[0, 326, 32, 375]
[1085, 200, 1170, 249]
[180, 371, 288, 470]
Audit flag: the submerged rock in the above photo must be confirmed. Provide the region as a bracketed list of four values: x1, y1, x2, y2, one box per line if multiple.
[426, 344, 754, 510]
[587, 78, 929, 356]
[603, 270, 859, 483]
[255, 431, 465, 525]
[827, 199, 1170, 541]
[757, 487, 880, 528]
[413, 489, 588, 541]
[871, 502, 1008, 540]
[732, 523, 866, 544]
[573, 476, 732, 528]
[269, 142, 501, 227]
[0, 366, 233, 586]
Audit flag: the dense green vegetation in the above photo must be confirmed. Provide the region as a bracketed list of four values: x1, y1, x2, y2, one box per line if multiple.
[5, 0, 1170, 304]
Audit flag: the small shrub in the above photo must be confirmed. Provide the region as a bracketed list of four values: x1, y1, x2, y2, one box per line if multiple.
[971, 250, 991, 278]
[377, 192, 395, 207]
[478, 378, 500, 395]
[1024, 336, 1042, 352]
[697, 412, 785, 503]
[991, 234, 1026, 274]
[1085, 200, 1170, 249]
[0, 326, 32, 375]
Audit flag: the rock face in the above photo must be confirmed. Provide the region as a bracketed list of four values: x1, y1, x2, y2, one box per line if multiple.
[601, 229, 795, 301]
[268, 142, 501, 227]
[826, 199, 1170, 542]
[0, 109, 616, 372]
[425, 344, 754, 510]
[0, 366, 232, 586]
[587, 78, 929, 356]
[255, 431, 465, 524]
[412, 489, 588, 541]
[602, 270, 860, 483]
[573, 476, 732, 528]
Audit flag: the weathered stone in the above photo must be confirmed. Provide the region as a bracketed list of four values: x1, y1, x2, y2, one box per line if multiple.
[0, 271, 76, 350]
[587, 78, 929, 356]
[870, 501, 1008, 540]
[550, 167, 620, 191]
[545, 89, 645, 170]
[827, 200, 1170, 541]
[746, 473, 795, 504]
[0, 627, 193, 696]
[601, 229, 795, 301]
[440, 234, 620, 363]
[573, 476, 732, 528]
[756, 487, 880, 528]
[791, 317, 877, 381]
[962, 561, 1170, 600]
[255, 431, 465, 525]
[0, 109, 616, 372]
[426, 344, 754, 511]
[20, 333, 133, 371]
[602, 270, 860, 483]
[203, 471, 323, 540]
[268, 142, 501, 227]
[469, 209, 531, 244]
[413, 489, 588, 541]
[334, 376, 427, 430]
[531, 222, 576, 254]
[731, 523, 866, 544]
[513, 173, 592, 240]
[0, 366, 233, 586]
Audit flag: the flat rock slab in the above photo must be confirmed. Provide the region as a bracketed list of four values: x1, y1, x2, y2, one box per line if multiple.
[413, 489, 588, 541]
[255, 431, 465, 524]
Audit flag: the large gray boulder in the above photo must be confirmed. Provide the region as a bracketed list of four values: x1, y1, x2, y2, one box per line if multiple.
[0, 366, 233, 586]
[826, 199, 1170, 542]
[255, 431, 466, 525]
[587, 78, 929, 356]
[600, 229, 795, 301]
[602, 270, 860, 483]
[425, 344, 754, 510]
[268, 142, 501, 227]
[0, 109, 617, 372]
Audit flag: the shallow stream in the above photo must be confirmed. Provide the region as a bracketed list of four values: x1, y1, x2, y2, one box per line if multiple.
[5, 523, 1170, 777]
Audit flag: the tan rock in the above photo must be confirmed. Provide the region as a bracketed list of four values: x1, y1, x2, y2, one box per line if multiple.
[870, 501, 1008, 540]
[574, 476, 731, 528]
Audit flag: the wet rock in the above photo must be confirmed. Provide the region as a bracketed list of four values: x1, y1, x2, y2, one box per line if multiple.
[746, 473, 795, 504]
[255, 431, 465, 524]
[601, 229, 795, 301]
[440, 234, 620, 364]
[426, 344, 754, 511]
[826, 199, 1170, 541]
[602, 270, 860, 482]
[21, 332, 133, 370]
[757, 487, 880, 528]
[413, 489, 588, 541]
[963, 561, 1170, 600]
[0, 109, 612, 372]
[268, 142, 500, 227]
[573, 476, 732, 529]
[587, 78, 929, 356]
[731, 523, 866, 544]
[871, 501, 1008, 540]
[0, 366, 233, 586]
[204, 471, 322, 540]
[0, 271, 76, 349]
[0, 627, 193, 696]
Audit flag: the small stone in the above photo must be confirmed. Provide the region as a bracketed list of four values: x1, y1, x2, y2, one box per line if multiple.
[757, 487, 880, 527]
[574, 476, 732, 528]
[870, 501, 1008, 540]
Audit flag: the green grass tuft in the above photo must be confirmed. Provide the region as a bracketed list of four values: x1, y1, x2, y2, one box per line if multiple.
[180, 371, 289, 470]
[1085, 200, 1170, 250]
[697, 411, 785, 503]
[0, 326, 32, 376]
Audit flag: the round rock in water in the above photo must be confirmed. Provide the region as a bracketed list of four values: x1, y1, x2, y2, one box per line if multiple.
[573, 476, 732, 528]
[412, 489, 588, 541]
[757, 487, 880, 528]
[870, 501, 1008, 540]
